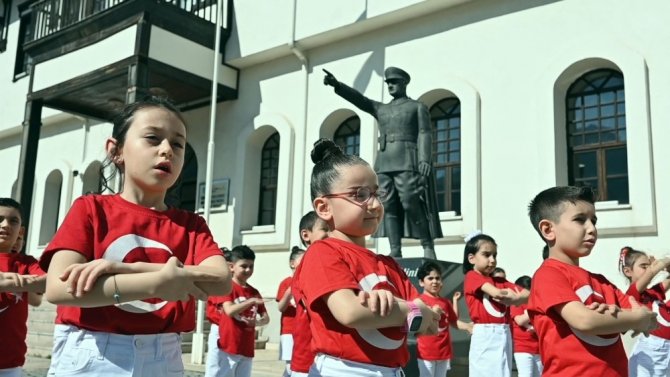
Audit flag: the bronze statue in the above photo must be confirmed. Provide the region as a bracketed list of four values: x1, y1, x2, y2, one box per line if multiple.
[324, 67, 443, 259]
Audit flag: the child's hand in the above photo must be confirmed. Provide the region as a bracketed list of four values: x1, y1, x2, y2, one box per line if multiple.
[153, 257, 221, 302]
[463, 321, 474, 335]
[414, 298, 441, 335]
[585, 302, 620, 316]
[629, 296, 658, 337]
[452, 291, 462, 301]
[649, 256, 670, 274]
[61, 259, 121, 297]
[0, 272, 38, 289]
[493, 288, 521, 305]
[357, 289, 395, 317]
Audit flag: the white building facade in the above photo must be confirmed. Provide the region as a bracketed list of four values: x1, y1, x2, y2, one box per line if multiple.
[1, 0, 669, 348]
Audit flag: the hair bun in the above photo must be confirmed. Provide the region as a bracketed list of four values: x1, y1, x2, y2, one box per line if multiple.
[311, 138, 344, 164]
[291, 246, 302, 252]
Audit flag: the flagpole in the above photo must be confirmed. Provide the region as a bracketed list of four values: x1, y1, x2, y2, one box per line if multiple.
[191, 0, 224, 364]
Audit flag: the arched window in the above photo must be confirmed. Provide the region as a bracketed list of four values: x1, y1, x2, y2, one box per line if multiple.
[258, 132, 280, 225]
[81, 161, 103, 195]
[165, 143, 198, 211]
[566, 69, 628, 203]
[334, 116, 360, 156]
[40, 170, 62, 245]
[430, 98, 461, 214]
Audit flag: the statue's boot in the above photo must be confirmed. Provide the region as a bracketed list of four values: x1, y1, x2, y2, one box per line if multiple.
[386, 216, 403, 258]
[421, 239, 437, 260]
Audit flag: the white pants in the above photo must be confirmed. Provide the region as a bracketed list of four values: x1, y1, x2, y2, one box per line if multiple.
[53, 327, 183, 376]
[204, 349, 252, 377]
[47, 324, 74, 376]
[292, 372, 309, 377]
[469, 324, 512, 377]
[0, 368, 21, 377]
[308, 354, 404, 377]
[279, 334, 294, 361]
[417, 358, 450, 377]
[629, 334, 670, 377]
[513, 353, 542, 377]
[206, 324, 222, 375]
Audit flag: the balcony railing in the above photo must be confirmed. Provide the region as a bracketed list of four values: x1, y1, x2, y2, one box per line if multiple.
[29, 0, 219, 42]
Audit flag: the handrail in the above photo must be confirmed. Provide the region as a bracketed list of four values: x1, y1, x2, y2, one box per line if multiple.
[28, 0, 219, 42]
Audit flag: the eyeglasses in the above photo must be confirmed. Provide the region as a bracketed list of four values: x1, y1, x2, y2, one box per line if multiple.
[322, 186, 389, 204]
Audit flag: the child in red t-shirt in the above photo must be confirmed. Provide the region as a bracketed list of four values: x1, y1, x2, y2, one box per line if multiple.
[290, 211, 328, 377]
[207, 245, 269, 377]
[205, 247, 231, 376]
[462, 232, 529, 377]
[527, 186, 657, 377]
[511, 275, 542, 377]
[293, 139, 440, 377]
[416, 261, 472, 377]
[39, 97, 231, 376]
[276, 246, 306, 376]
[0, 198, 46, 376]
[619, 246, 670, 377]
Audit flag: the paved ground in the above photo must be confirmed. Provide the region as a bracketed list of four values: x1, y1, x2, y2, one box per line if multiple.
[22, 348, 287, 377]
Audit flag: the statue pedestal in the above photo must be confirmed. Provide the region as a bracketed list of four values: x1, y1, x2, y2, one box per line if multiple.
[394, 258, 471, 376]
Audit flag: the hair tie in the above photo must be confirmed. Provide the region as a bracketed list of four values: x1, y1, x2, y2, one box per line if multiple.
[619, 246, 631, 271]
[464, 230, 483, 243]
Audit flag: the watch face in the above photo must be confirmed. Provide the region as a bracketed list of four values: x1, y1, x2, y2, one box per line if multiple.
[409, 316, 422, 332]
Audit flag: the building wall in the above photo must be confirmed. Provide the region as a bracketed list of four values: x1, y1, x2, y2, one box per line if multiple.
[1, 0, 668, 345]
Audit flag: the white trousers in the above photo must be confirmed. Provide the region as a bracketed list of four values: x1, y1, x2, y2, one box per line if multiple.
[204, 349, 252, 377]
[513, 352, 542, 377]
[0, 368, 21, 377]
[47, 323, 74, 376]
[308, 354, 404, 377]
[469, 324, 512, 377]
[206, 324, 222, 376]
[54, 327, 182, 376]
[629, 334, 670, 377]
[279, 334, 295, 361]
[417, 358, 450, 377]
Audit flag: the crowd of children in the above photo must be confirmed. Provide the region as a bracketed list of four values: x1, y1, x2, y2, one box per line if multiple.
[2, 98, 669, 377]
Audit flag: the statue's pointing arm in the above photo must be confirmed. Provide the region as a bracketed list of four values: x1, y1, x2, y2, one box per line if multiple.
[323, 69, 379, 117]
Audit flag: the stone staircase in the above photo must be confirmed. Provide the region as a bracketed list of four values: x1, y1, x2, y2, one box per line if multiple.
[26, 302, 269, 358]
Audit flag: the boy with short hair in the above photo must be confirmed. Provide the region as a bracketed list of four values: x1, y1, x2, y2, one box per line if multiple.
[0, 198, 46, 376]
[527, 186, 657, 376]
[206, 245, 269, 377]
[416, 261, 472, 377]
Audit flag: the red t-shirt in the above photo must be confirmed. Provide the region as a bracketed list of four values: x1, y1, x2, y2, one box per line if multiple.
[464, 270, 516, 324]
[39, 194, 223, 334]
[0, 253, 45, 368]
[626, 283, 670, 340]
[294, 237, 419, 368]
[216, 280, 267, 357]
[290, 302, 314, 372]
[528, 258, 630, 377]
[510, 304, 539, 354]
[416, 293, 457, 361]
[206, 298, 222, 325]
[277, 276, 296, 335]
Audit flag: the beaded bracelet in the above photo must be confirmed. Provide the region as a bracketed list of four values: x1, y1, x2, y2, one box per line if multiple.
[112, 274, 121, 304]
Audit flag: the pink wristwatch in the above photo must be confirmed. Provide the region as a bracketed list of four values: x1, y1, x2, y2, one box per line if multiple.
[404, 301, 423, 333]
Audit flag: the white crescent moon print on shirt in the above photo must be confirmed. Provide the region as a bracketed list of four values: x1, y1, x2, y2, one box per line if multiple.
[356, 273, 403, 350]
[102, 234, 173, 313]
[569, 285, 619, 346]
[483, 294, 506, 318]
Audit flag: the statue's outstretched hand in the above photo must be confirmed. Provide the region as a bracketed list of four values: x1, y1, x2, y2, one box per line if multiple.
[418, 161, 431, 177]
[323, 69, 338, 87]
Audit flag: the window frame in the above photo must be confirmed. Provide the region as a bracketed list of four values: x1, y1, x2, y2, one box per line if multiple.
[257, 131, 280, 226]
[333, 115, 361, 156]
[430, 97, 461, 214]
[566, 68, 628, 203]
